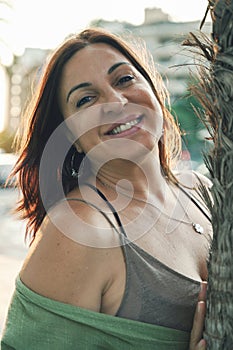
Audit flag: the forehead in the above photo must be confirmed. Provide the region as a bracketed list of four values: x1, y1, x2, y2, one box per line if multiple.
[60, 43, 131, 82]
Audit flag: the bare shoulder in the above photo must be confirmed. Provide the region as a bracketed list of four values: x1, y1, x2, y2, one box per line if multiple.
[175, 169, 213, 215]
[20, 191, 122, 312]
[175, 170, 213, 242]
[175, 169, 212, 190]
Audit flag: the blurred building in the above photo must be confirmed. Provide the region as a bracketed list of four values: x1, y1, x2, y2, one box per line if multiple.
[3, 7, 211, 132]
[0, 65, 10, 132]
[92, 7, 211, 98]
[4, 48, 49, 132]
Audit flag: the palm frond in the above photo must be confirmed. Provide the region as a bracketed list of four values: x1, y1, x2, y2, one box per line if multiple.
[183, 1, 233, 348]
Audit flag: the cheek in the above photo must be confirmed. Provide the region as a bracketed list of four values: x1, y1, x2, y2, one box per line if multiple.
[136, 86, 161, 110]
[77, 127, 101, 153]
[143, 95, 164, 140]
[141, 89, 163, 120]
[147, 93, 164, 122]
[147, 91, 162, 111]
[64, 107, 102, 143]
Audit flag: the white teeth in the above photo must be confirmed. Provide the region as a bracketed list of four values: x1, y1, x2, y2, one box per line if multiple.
[109, 117, 141, 135]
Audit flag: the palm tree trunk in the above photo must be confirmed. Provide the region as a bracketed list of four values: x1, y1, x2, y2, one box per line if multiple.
[183, 1, 233, 348]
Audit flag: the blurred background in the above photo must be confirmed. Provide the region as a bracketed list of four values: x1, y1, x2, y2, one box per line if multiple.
[0, 0, 212, 336]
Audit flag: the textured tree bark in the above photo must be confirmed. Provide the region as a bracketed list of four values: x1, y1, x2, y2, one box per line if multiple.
[183, 1, 233, 349]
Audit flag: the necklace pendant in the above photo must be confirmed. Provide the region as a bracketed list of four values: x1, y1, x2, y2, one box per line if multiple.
[192, 223, 204, 234]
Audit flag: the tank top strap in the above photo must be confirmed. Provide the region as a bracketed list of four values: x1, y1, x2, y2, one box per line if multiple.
[176, 183, 211, 222]
[62, 196, 122, 235]
[84, 183, 128, 237]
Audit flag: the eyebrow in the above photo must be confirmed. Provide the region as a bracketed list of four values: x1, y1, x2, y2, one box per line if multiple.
[107, 61, 130, 74]
[66, 82, 92, 103]
[66, 61, 130, 103]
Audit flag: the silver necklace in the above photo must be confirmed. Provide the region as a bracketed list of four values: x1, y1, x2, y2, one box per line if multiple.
[168, 185, 204, 234]
[96, 177, 204, 234]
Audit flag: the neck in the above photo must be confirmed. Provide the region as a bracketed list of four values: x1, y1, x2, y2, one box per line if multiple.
[94, 155, 169, 204]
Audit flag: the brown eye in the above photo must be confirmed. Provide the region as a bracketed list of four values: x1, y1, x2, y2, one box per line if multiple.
[76, 95, 94, 108]
[117, 75, 134, 85]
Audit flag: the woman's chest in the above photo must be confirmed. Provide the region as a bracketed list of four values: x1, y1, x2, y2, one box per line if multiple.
[121, 208, 211, 281]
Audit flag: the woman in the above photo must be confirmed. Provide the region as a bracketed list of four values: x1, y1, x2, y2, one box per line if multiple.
[1, 28, 212, 349]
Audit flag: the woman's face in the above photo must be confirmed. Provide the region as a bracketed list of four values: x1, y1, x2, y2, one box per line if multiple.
[58, 43, 163, 166]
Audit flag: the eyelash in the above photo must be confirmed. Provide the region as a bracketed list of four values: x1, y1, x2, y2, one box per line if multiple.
[76, 75, 135, 108]
[117, 75, 135, 85]
[76, 96, 93, 108]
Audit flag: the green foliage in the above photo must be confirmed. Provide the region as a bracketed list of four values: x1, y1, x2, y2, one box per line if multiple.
[0, 129, 15, 153]
[171, 93, 206, 162]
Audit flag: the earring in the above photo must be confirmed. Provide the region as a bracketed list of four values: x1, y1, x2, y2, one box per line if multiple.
[77, 145, 83, 153]
[71, 151, 80, 178]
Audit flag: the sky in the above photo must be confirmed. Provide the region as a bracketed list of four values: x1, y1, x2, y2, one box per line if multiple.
[8, 0, 209, 51]
[0, 0, 211, 131]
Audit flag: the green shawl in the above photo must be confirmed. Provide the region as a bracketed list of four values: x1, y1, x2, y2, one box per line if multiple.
[1, 277, 190, 349]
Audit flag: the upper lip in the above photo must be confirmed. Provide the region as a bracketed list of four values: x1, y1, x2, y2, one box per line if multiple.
[104, 114, 143, 134]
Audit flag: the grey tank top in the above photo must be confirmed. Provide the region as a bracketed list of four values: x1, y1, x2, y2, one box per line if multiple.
[69, 184, 210, 332]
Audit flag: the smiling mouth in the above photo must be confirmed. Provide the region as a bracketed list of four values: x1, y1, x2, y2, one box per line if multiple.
[106, 116, 143, 135]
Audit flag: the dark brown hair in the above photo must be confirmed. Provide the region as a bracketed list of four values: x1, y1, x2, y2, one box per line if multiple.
[13, 27, 181, 242]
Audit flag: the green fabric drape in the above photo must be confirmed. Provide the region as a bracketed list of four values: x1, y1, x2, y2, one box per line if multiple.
[1, 276, 190, 349]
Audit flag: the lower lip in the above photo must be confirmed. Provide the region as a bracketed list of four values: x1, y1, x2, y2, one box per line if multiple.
[106, 117, 144, 138]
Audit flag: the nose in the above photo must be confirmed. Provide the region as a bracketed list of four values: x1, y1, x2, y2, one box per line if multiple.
[101, 89, 128, 115]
